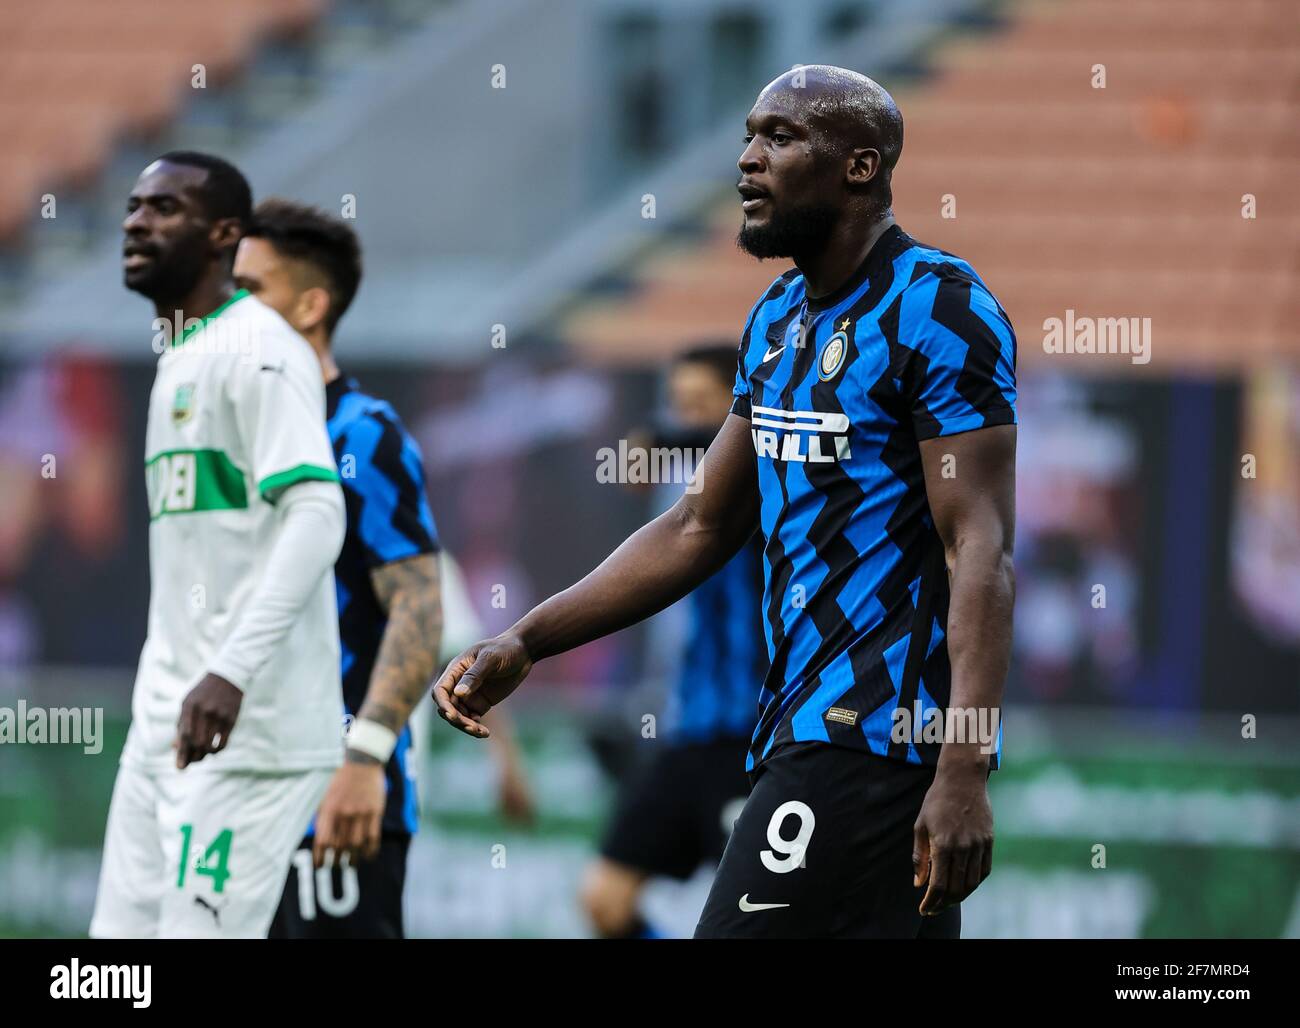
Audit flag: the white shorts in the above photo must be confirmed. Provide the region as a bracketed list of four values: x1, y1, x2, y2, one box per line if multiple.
[90, 762, 333, 939]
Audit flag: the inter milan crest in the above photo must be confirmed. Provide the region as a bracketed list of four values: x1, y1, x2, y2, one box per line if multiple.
[819, 319, 850, 381]
[171, 382, 196, 425]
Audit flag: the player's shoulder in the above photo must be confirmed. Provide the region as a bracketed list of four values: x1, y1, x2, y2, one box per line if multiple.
[329, 380, 425, 475]
[739, 267, 804, 351]
[238, 295, 321, 369]
[222, 290, 291, 335]
[889, 233, 1016, 364]
[212, 293, 323, 390]
[329, 380, 407, 437]
[894, 233, 1002, 308]
[748, 266, 804, 312]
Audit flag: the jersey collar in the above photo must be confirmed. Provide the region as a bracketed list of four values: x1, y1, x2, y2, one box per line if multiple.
[172, 288, 250, 347]
[804, 224, 905, 313]
[325, 372, 358, 420]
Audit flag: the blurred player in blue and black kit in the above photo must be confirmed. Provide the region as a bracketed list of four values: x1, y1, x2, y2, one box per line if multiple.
[581, 345, 768, 939]
[234, 200, 531, 938]
[436, 65, 1016, 939]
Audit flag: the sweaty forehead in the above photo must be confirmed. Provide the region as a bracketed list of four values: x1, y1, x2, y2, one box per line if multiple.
[747, 86, 815, 127]
[749, 81, 861, 133]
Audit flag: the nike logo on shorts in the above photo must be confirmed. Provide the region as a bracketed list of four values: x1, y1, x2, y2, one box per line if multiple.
[738, 893, 790, 912]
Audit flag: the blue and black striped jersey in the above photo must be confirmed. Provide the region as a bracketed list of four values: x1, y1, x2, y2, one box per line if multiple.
[322, 374, 440, 836]
[662, 532, 768, 743]
[731, 225, 1016, 772]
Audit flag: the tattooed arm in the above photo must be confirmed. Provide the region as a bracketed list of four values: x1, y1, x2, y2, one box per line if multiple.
[312, 553, 442, 867]
[357, 552, 443, 741]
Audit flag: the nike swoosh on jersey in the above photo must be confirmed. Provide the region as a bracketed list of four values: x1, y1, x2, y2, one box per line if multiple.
[762, 345, 785, 363]
[738, 894, 790, 912]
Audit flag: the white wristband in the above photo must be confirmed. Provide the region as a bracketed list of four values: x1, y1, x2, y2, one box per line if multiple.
[346, 718, 398, 763]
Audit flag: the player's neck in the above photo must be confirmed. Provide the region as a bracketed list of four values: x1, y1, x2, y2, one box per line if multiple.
[797, 213, 895, 302]
[310, 332, 340, 384]
[319, 353, 341, 385]
[153, 267, 237, 327]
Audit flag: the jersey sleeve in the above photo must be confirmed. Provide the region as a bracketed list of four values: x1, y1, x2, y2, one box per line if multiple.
[730, 278, 782, 420]
[228, 329, 340, 503]
[336, 409, 440, 569]
[898, 269, 1017, 441]
[730, 340, 752, 419]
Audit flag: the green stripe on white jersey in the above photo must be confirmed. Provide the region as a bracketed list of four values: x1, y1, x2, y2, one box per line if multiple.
[128, 291, 344, 774]
[145, 448, 248, 518]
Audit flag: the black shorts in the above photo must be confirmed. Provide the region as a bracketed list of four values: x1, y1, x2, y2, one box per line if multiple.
[268, 833, 409, 939]
[694, 743, 961, 939]
[599, 736, 752, 880]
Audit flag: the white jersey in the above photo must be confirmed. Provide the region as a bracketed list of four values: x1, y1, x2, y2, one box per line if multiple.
[124, 290, 344, 772]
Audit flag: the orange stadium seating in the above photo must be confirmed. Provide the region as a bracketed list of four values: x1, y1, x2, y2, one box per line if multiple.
[0, 0, 324, 239]
[564, 0, 1300, 373]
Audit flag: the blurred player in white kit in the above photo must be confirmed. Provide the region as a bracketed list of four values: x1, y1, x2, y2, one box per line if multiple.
[90, 152, 347, 938]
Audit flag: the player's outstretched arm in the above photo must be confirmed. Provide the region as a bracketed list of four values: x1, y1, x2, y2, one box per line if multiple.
[912, 423, 1016, 915]
[434, 412, 759, 737]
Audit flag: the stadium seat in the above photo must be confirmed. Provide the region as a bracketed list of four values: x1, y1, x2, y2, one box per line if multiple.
[0, 0, 325, 242]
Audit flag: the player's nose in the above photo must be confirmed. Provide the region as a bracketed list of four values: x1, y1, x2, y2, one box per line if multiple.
[737, 138, 764, 174]
[122, 207, 148, 234]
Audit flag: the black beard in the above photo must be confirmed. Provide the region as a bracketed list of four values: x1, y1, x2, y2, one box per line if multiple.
[737, 202, 839, 260]
[124, 236, 209, 304]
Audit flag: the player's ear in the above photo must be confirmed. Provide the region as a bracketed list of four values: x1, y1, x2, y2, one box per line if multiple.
[846, 147, 881, 189]
[210, 217, 244, 255]
[297, 285, 333, 334]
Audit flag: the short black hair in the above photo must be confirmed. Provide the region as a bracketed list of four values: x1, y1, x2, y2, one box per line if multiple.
[246, 199, 363, 335]
[154, 150, 252, 225]
[674, 342, 738, 388]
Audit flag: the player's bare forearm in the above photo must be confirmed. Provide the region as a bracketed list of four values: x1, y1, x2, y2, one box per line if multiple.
[920, 424, 1016, 771]
[514, 413, 759, 661]
[350, 552, 442, 764]
[912, 424, 1015, 913]
[513, 505, 745, 660]
[940, 536, 1014, 772]
[434, 415, 758, 736]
